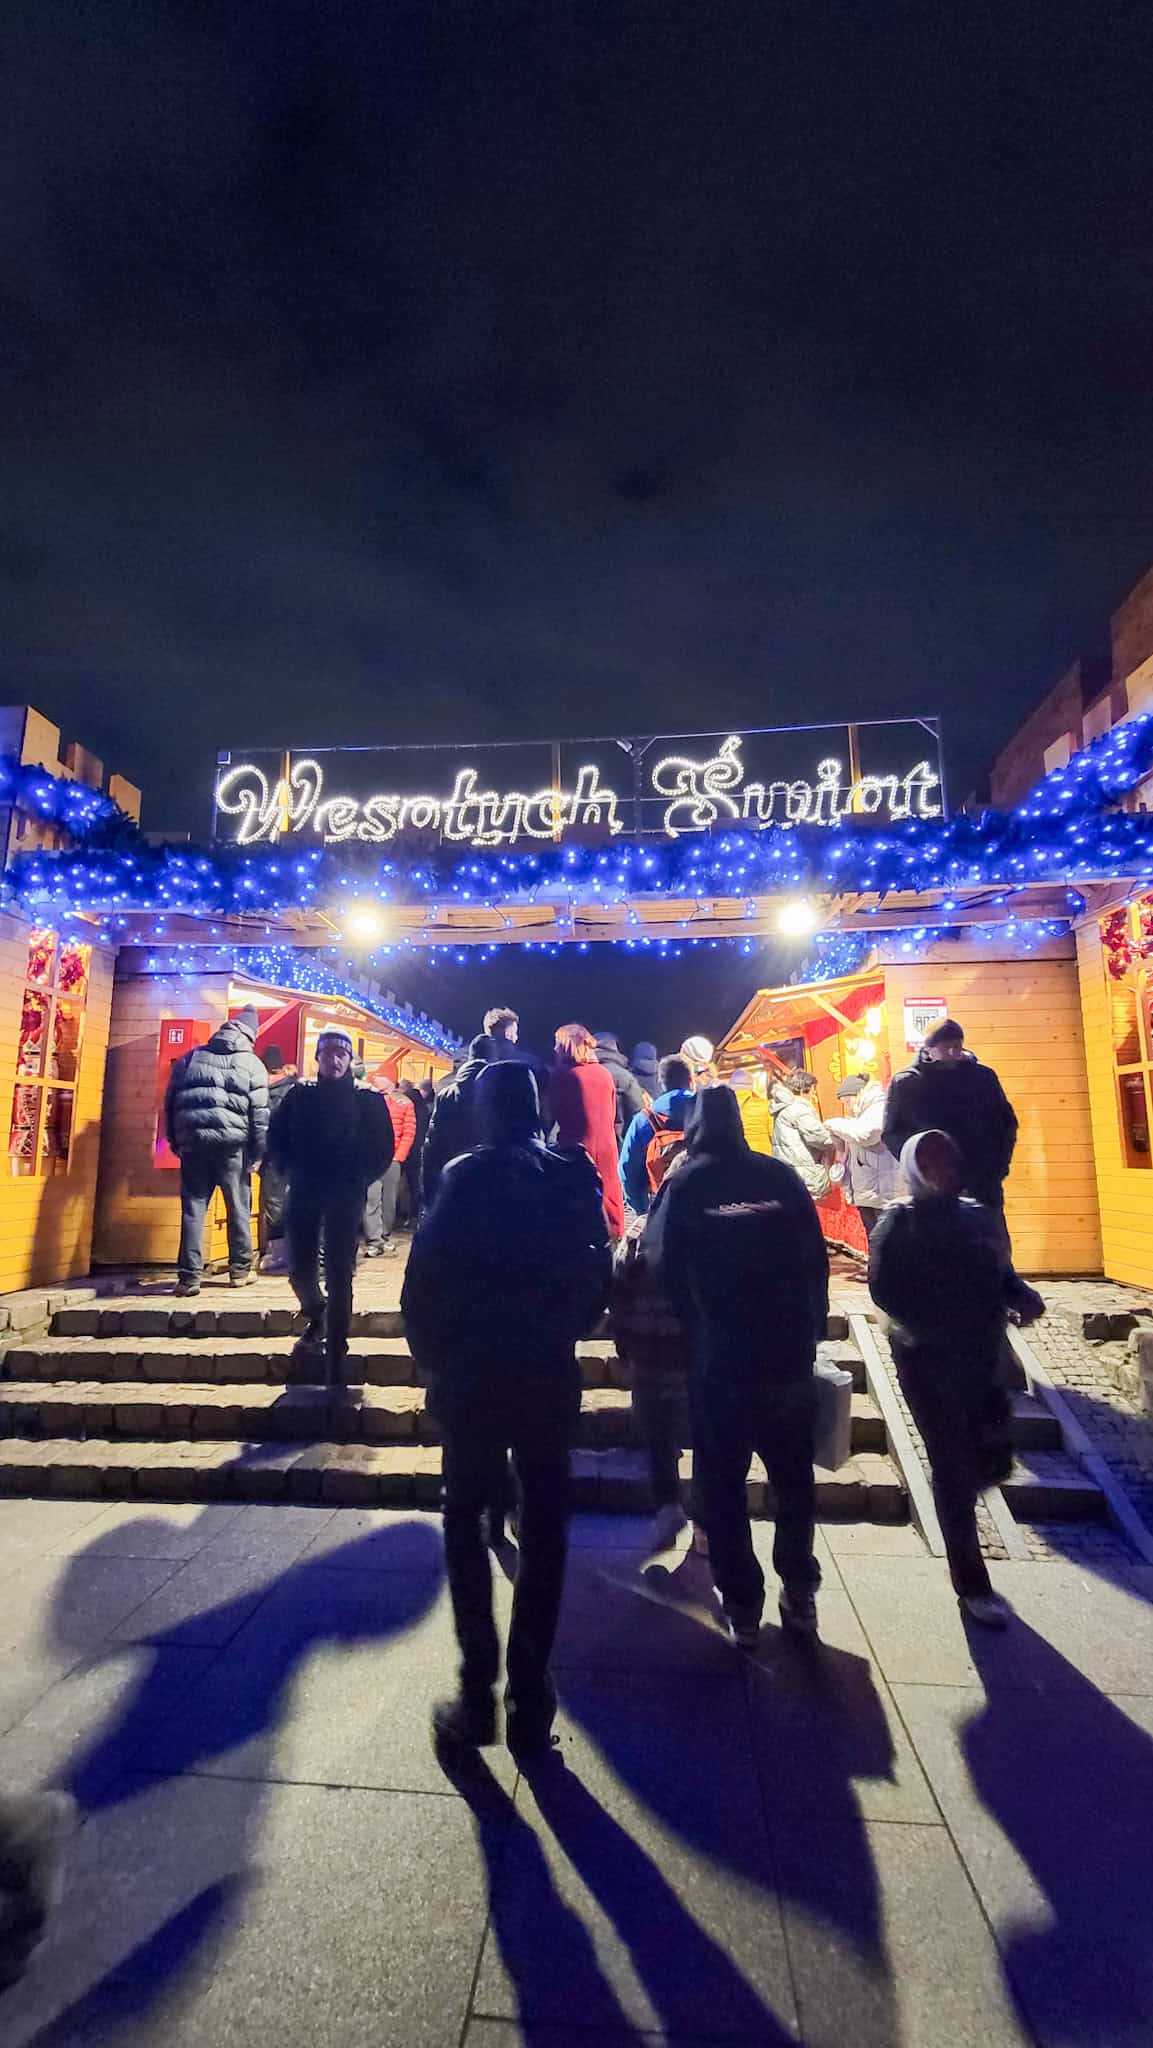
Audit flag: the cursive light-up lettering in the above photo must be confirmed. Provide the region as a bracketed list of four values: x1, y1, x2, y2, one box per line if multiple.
[214, 736, 943, 847]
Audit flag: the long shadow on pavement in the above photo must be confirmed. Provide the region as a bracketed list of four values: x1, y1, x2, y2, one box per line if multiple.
[956, 1614, 1153, 2045]
[19, 1504, 444, 2039]
[487, 1541, 899, 2043]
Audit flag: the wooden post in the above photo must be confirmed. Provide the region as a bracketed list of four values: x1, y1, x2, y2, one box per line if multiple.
[847, 724, 863, 814]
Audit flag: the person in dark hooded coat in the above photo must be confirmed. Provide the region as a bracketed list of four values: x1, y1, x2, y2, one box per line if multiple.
[630, 1041, 661, 1100]
[421, 1035, 495, 1210]
[593, 1033, 647, 1138]
[165, 1005, 269, 1295]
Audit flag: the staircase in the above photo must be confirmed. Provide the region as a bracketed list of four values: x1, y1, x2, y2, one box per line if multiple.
[0, 1281, 1109, 1525]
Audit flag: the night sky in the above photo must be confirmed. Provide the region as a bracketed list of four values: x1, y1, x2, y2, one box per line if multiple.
[5, 2, 1153, 1047]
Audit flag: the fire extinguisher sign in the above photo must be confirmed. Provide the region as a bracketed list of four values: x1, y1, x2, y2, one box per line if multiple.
[903, 997, 948, 1052]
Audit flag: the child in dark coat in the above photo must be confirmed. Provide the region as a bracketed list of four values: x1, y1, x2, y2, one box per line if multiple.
[868, 1127, 1043, 1627]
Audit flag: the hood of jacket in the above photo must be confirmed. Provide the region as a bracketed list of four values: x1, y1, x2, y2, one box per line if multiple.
[210, 1017, 257, 1056]
[650, 1087, 694, 1130]
[595, 1043, 631, 1079]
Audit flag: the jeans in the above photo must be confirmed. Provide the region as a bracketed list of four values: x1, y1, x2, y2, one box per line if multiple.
[895, 1349, 996, 1599]
[691, 1375, 821, 1619]
[286, 1178, 366, 1370]
[439, 1374, 579, 1716]
[259, 1161, 288, 1246]
[178, 1150, 252, 1282]
[632, 1380, 690, 1509]
[364, 1161, 401, 1247]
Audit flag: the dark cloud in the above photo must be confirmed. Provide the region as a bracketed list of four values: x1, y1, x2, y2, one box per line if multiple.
[3, 0, 1153, 846]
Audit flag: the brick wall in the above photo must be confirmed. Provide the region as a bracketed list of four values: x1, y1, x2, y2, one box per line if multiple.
[1113, 565, 1153, 694]
[988, 662, 1085, 810]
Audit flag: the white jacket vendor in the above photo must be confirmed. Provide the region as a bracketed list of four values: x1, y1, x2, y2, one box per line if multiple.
[824, 1075, 902, 1240]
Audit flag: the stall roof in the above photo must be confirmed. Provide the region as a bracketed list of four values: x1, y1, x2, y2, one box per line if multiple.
[719, 969, 885, 1064]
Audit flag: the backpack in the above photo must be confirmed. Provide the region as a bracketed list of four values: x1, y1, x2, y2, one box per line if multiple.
[645, 1111, 686, 1195]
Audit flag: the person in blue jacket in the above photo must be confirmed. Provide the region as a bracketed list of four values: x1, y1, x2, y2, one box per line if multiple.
[619, 1055, 696, 1215]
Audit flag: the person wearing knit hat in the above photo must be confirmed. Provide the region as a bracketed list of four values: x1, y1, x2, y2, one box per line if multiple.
[266, 1027, 394, 1400]
[164, 1005, 270, 1295]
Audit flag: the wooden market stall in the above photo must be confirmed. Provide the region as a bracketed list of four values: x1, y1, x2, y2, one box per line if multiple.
[718, 933, 1103, 1275]
[1076, 894, 1153, 1287]
[92, 951, 454, 1272]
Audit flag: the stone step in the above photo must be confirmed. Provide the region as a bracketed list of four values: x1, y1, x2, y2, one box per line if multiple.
[1007, 1390, 1063, 1451]
[0, 1436, 903, 1517]
[0, 1379, 892, 1457]
[50, 1303, 407, 1340]
[1, 1336, 627, 1390]
[1002, 1451, 1108, 1522]
[50, 1299, 855, 1345]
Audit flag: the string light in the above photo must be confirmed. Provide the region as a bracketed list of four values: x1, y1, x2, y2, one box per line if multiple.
[6, 716, 1153, 933]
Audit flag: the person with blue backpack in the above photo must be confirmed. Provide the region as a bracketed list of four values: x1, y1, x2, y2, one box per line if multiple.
[618, 1054, 697, 1216]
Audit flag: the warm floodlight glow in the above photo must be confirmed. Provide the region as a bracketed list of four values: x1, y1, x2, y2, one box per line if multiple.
[777, 899, 819, 936]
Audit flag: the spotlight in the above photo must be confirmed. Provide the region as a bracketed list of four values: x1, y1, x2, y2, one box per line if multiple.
[777, 899, 818, 937]
[345, 903, 386, 945]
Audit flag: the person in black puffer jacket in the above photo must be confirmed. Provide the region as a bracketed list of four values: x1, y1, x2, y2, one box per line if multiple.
[165, 1006, 270, 1295]
[267, 1028, 394, 1394]
[883, 1019, 1018, 1217]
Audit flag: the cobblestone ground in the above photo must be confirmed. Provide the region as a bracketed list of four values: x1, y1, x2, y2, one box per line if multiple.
[829, 1253, 1153, 1567]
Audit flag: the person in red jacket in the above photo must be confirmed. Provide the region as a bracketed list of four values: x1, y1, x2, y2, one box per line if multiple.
[364, 1068, 417, 1256]
[550, 1022, 626, 1238]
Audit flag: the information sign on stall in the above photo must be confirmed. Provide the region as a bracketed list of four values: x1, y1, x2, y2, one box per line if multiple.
[903, 996, 948, 1052]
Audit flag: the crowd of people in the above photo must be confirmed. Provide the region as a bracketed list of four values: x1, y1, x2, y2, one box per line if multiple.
[162, 997, 1040, 1760]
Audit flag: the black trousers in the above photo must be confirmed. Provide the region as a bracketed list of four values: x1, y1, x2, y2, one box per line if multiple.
[895, 1349, 998, 1599]
[178, 1149, 252, 1282]
[286, 1179, 366, 1368]
[691, 1376, 820, 1619]
[632, 1380, 691, 1509]
[439, 1376, 578, 1714]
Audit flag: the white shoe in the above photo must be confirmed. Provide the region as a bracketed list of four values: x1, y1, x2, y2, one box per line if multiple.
[961, 1592, 1010, 1630]
[649, 1502, 688, 1552]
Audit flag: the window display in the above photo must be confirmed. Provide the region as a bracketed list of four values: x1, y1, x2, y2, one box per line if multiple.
[7, 929, 91, 1179]
[1104, 899, 1153, 1170]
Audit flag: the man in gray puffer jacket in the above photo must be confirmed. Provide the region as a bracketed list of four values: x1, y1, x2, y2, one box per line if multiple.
[165, 1005, 270, 1294]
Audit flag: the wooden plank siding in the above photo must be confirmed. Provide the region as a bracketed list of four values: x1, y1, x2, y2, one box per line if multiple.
[882, 947, 1102, 1275]
[1076, 917, 1153, 1287]
[92, 964, 231, 1269]
[0, 912, 114, 1291]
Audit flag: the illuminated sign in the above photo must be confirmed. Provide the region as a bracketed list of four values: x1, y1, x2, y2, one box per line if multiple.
[213, 724, 943, 848]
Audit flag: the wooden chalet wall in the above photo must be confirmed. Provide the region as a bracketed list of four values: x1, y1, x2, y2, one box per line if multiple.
[881, 938, 1101, 1275]
[93, 958, 230, 1270]
[0, 911, 114, 1291]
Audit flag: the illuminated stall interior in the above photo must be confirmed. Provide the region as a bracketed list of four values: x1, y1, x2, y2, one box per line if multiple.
[718, 970, 890, 1256]
[93, 951, 455, 1273]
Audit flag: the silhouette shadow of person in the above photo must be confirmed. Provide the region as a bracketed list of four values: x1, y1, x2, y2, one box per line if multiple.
[955, 1611, 1153, 2044]
[489, 1540, 900, 2042]
[7, 1507, 444, 2042]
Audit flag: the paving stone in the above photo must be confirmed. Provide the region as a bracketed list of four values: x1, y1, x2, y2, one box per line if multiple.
[120, 1309, 175, 1337]
[474, 1667, 795, 2040]
[896, 1680, 1153, 2047]
[743, 1587, 937, 1822]
[6, 1776, 491, 2048]
[773, 1817, 1030, 2047]
[50, 1307, 100, 1337]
